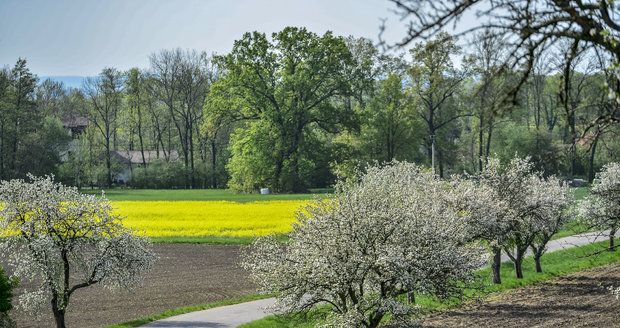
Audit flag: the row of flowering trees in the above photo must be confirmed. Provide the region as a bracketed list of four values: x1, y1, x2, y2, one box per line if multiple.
[244, 158, 620, 327]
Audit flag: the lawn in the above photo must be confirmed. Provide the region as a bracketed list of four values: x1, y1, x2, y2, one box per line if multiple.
[81, 188, 327, 202]
[240, 240, 620, 327]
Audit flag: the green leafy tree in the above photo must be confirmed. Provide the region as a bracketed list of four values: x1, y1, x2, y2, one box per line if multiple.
[362, 73, 419, 162]
[409, 33, 468, 177]
[210, 27, 363, 192]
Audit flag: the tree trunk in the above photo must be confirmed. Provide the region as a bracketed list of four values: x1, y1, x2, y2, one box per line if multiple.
[534, 252, 543, 273]
[437, 148, 445, 178]
[491, 247, 502, 284]
[407, 291, 415, 304]
[485, 119, 493, 160]
[105, 136, 112, 188]
[211, 140, 217, 189]
[514, 253, 524, 279]
[478, 113, 484, 172]
[609, 228, 617, 251]
[587, 131, 600, 183]
[51, 299, 66, 328]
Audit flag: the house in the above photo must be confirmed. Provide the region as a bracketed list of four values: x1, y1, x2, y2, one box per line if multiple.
[62, 116, 89, 138]
[60, 116, 89, 161]
[111, 150, 180, 184]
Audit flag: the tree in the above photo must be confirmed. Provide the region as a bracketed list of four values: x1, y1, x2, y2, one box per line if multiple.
[453, 174, 509, 284]
[126, 68, 148, 170]
[580, 162, 620, 250]
[201, 103, 234, 189]
[475, 157, 552, 279]
[243, 162, 481, 327]
[528, 176, 572, 273]
[211, 27, 362, 192]
[362, 72, 418, 162]
[0, 59, 38, 179]
[84, 68, 124, 188]
[409, 32, 468, 177]
[0, 176, 155, 328]
[466, 30, 509, 171]
[149, 49, 213, 188]
[387, 0, 620, 106]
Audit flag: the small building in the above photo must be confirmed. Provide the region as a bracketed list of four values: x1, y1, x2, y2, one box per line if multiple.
[111, 150, 180, 184]
[60, 116, 89, 161]
[62, 116, 89, 138]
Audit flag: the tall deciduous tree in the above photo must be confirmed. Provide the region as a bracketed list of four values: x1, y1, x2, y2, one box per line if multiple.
[84, 68, 124, 188]
[409, 32, 468, 177]
[363, 73, 417, 162]
[149, 49, 213, 188]
[211, 27, 362, 192]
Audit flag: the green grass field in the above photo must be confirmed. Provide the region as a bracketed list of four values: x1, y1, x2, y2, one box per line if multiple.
[81, 188, 329, 202]
[240, 240, 620, 327]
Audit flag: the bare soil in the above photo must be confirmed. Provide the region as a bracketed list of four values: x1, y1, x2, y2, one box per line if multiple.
[8, 244, 256, 328]
[421, 263, 620, 327]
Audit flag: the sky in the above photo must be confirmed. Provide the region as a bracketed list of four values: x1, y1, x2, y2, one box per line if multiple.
[0, 0, 417, 76]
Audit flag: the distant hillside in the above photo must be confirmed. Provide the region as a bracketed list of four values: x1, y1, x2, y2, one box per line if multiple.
[40, 76, 88, 89]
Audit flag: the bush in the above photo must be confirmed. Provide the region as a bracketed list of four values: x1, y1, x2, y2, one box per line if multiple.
[0, 266, 12, 314]
[0, 265, 15, 327]
[130, 160, 187, 189]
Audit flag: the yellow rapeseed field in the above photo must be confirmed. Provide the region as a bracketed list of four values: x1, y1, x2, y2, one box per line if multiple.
[113, 200, 308, 237]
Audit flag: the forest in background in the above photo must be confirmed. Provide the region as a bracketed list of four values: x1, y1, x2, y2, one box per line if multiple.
[0, 28, 618, 192]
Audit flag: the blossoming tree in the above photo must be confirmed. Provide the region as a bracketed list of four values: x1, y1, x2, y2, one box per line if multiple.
[467, 157, 572, 280]
[527, 175, 572, 273]
[0, 176, 155, 328]
[243, 162, 482, 328]
[452, 175, 509, 284]
[580, 162, 620, 250]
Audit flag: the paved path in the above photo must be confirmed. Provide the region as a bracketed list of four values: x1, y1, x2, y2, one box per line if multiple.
[141, 230, 618, 328]
[141, 298, 276, 328]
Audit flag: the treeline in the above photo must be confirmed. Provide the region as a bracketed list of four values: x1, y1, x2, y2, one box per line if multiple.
[0, 27, 618, 192]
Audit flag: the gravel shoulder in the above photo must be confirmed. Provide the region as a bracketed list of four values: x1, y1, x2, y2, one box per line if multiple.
[9, 244, 256, 328]
[421, 262, 620, 327]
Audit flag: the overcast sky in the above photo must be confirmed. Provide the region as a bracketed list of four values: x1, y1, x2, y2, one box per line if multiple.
[0, 0, 422, 76]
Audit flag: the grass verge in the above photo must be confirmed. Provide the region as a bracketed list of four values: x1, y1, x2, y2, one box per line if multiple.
[106, 294, 271, 328]
[240, 240, 620, 327]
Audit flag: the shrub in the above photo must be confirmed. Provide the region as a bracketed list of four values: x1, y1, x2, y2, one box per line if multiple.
[0, 265, 15, 328]
[0, 265, 12, 314]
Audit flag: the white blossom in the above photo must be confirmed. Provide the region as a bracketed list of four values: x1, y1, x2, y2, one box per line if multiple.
[457, 157, 572, 281]
[242, 162, 483, 328]
[0, 175, 155, 327]
[579, 162, 620, 249]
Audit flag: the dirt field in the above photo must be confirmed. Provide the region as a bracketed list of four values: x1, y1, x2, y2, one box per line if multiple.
[9, 244, 257, 328]
[421, 263, 620, 327]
